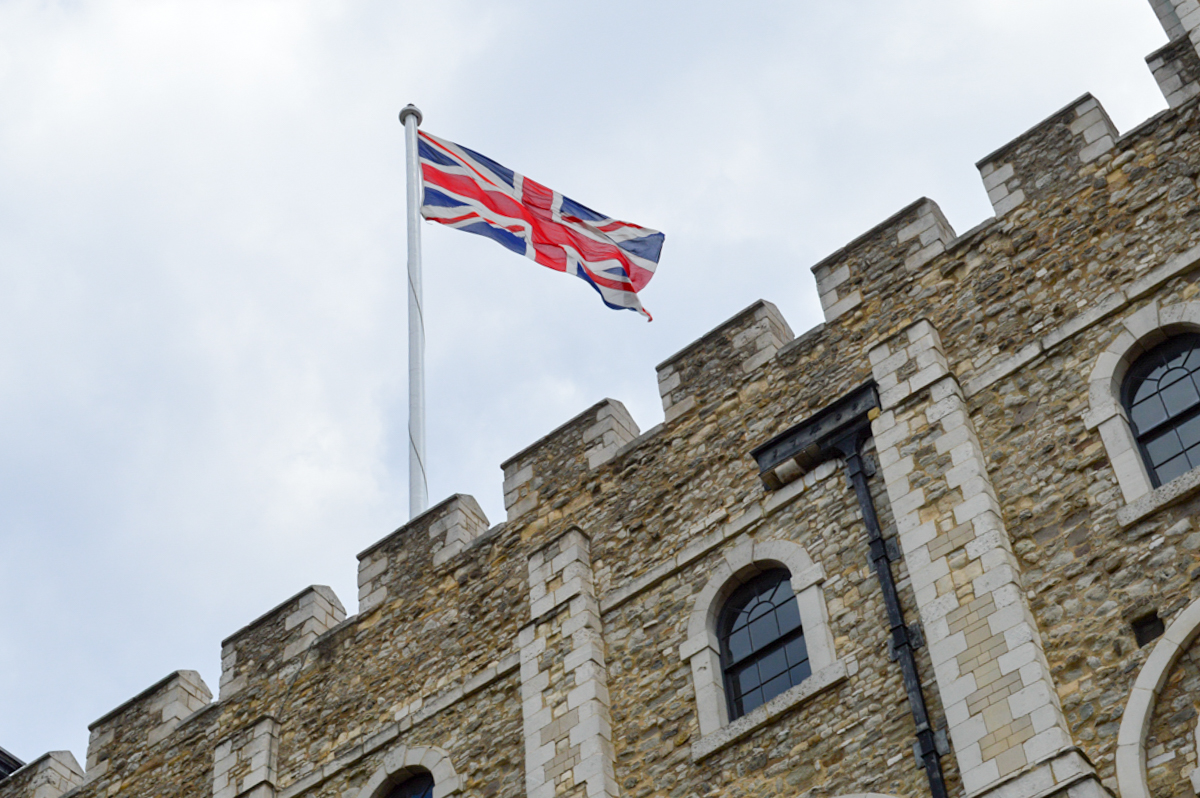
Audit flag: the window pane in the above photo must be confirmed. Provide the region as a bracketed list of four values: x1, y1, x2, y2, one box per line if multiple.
[789, 659, 813, 684]
[1176, 412, 1200, 450]
[746, 599, 773, 623]
[775, 598, 801, 635]
[759, 672, 792, 705]
[1131, 396, 1169, 433]
[740, 687, 763, 716]
[1145, 429, 1183, 465]
[735, 661, 762, 695]
[1156, 453, 1191, 485]
[783, 634, 809, 667]
[769, 579, 795, 605]
[1159, 367, 1190, 390]
[725, 628, 752, 664]
[1160, 375, 1200, 416]
[757, 646, 788, 682]
[1133, 378, 1160, 404]
[748, 612, 780, 651]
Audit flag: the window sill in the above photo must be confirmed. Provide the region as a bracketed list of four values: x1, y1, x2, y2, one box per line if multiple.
[1117, 465, 1200, 527]
[689, 658, 853, 762]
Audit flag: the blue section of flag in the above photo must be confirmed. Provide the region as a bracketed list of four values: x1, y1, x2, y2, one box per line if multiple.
[561, 196, 605, 222]
[459, 145, 515, 187]
[418, 139, 459, 168]
[423, 188, 469, 208]
[573, 263, 624, 311]
[459, 221, 525, 255]
[617, 232, 664, 262]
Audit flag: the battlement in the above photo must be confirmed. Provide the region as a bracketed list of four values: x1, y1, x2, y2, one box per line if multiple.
[219, 585, 346, 699]
[0, 752, 82, 798]
[1148, 36, 1200, 108]
[976, 93, 1118, 220]
[810, 198, 956, 326]
[500, 397, 639, 527]
[655, 299, 793, 423]
[85, 670, 211, 781]
[356, 493, 492, 613]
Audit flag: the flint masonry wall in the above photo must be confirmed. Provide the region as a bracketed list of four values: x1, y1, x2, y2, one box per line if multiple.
[9, 3, 1200, 798]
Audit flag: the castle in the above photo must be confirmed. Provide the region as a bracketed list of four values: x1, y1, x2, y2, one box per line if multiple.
[7, 2, 1200, 798]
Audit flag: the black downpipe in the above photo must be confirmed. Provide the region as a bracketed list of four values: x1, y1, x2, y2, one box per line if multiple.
[833, 431, 949, 798]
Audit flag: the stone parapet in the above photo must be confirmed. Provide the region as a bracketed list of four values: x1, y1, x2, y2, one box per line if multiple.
[654, 300, 793, 423]
[810, 198, 957, 325]
[85, 670, 211, 782]
[219, 585, 346, 699]
[1147, 37, 1200, 108]
[1150, 0, 1200, 54]
[357, 494, 492, 614]
[0, 752, 83, 798]
[976, 94, 1118, 219]
[502, 399, 636, 524]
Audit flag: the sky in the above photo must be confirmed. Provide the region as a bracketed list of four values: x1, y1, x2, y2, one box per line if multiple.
[0, 0, 1174, 767]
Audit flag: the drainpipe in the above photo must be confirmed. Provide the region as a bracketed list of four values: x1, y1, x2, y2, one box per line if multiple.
[751, 384, 949, 798]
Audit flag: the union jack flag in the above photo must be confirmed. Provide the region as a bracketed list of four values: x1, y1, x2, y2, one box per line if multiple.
[417, 130, 664, 319]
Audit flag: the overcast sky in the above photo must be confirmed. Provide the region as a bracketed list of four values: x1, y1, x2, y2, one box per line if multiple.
[0, 0, 1173, 767]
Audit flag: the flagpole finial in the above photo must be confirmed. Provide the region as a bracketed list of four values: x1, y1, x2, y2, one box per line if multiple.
[399, 104, 423, 127]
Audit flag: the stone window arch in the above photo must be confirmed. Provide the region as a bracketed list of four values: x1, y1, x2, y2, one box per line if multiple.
[679, 539, 843, 745]
[1115, 596, 1200, 798]
[1085, 300, 1200, 505]
[357, 745, 461, 798]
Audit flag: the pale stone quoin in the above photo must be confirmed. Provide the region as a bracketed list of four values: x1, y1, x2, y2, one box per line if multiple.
[9, 2, 1200, 798]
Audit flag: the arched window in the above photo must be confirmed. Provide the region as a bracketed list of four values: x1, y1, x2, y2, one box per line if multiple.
[718, 568, 810, 720]
[386, 773, 434, 798]
[1122, 333, 1200, 487]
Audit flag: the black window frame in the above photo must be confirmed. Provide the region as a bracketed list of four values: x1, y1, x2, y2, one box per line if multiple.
[717, 568, 810, 721]
[1121, 333, 1200, 488]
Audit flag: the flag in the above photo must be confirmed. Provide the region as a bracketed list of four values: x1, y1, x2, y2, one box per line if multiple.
[416, 130, 664, 320]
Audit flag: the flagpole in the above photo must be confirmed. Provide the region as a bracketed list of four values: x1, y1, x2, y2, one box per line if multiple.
[400, 103, 428, 519]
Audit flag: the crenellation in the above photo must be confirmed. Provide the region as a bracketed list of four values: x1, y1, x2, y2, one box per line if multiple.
[976, 94, 1118, 221]
[85, 669, 212, 782]
[654, 299, 792, 423]
[811, 198, 957, 327]
[219, 585, 345, 699]
[0, 752, 82, 798]
[582, 400, 639, 470]
[1147, 37, 1200, 108]
[501, 398, 632, 528]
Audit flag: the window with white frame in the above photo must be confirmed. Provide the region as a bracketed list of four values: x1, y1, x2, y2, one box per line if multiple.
[718, 568, 811, 720]
[1122, 333, 1200, 487]
[679, 539, 846, 753]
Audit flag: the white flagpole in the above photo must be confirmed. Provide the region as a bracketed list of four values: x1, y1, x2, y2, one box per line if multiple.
[400, 104, 428, 519]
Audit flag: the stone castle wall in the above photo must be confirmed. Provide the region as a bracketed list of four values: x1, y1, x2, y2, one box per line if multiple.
[7, 3, 1200, 798]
